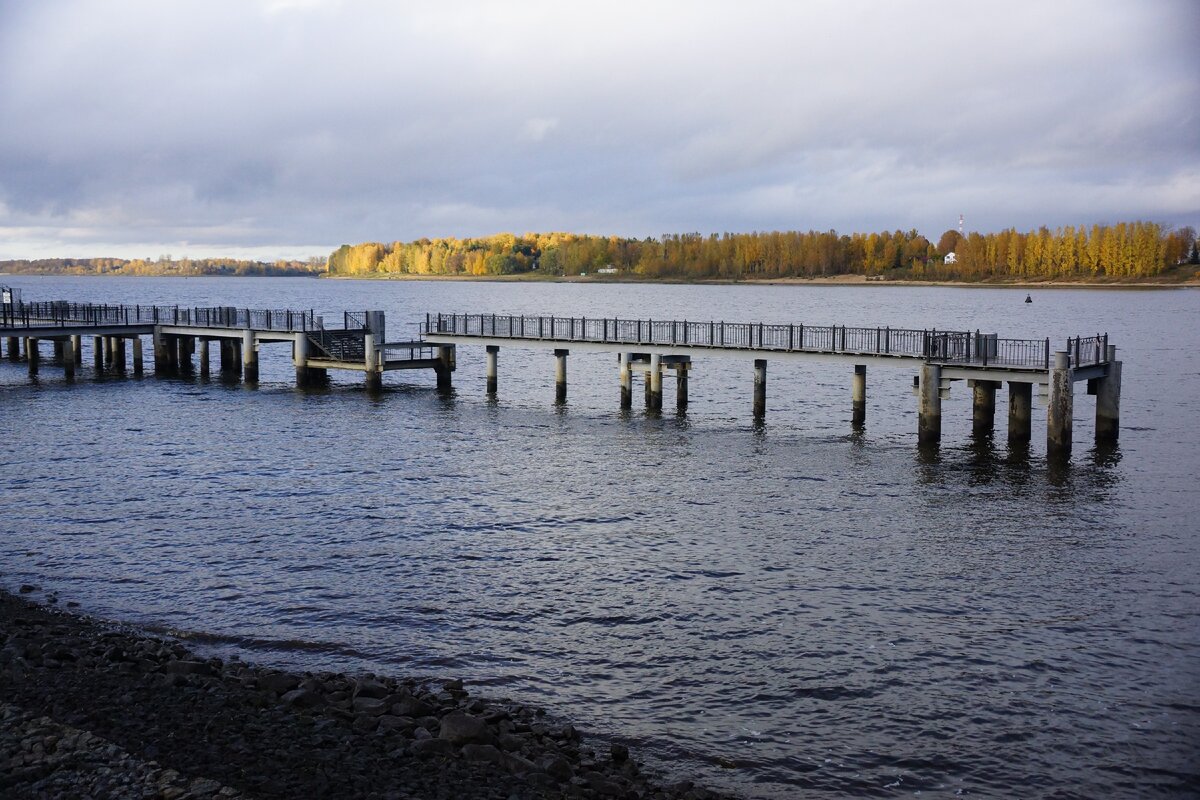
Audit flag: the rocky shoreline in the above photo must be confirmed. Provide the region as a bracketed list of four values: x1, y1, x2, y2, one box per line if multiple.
[1, 588, 735, 799]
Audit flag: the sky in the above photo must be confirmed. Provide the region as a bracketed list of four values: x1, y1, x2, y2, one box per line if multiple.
[0, 0, 1197, 261]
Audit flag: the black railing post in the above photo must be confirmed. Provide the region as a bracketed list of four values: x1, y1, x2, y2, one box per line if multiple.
[1044, 338, 1050, 369]
[789, 324, 794, 350]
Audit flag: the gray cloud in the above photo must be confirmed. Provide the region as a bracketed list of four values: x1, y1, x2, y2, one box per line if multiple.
[1, 0, 1196, 258]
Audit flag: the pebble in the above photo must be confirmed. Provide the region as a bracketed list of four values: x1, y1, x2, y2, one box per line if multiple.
[0, 588, 741, 799]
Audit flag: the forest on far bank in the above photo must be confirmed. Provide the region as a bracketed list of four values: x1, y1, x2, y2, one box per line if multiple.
[326, 222, 1199, 282]
[0, 256, 324, 277]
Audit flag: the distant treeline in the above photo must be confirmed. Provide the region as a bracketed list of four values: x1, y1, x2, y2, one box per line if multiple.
[327, 222, 1198, 281]
[0, 257, 324, 277]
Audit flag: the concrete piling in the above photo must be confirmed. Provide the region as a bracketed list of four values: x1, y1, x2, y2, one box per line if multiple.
[1008, 382, 1032, 443]
[95, 336, 105, 371]
[648, 353, 663, 411]
[435, 345, 454, 392]
[486, 345, 499, 394]
[753, 359, 767, 418]
[115, 337, 127, 372]
[1047, 351, 1073, 458]
[176, 336, 191, 373]
[554, 349, 568, 403]
[676, 362, 689, 410]
[972, 380, 998, 437]
[918, 362, 942, 445]
[72, 335, 82, 365]
[619, 352, 632, 409]
[132, 337, 143, 375]
[293, 332, 312, 387]
[63, 337, 75, 381]
[26, 339, 38, 376]
[220, 339, 241, 377]
[243, 330, 259, 383]
[852, 364, 866, 427]
[198, 339, 210, 377]
[53, 340, 65, 363]
[1095, 345, 1121, 442]
[6, 337, 17, 361]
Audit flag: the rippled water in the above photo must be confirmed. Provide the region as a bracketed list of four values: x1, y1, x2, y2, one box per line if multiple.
[2, 276, 1198, 797]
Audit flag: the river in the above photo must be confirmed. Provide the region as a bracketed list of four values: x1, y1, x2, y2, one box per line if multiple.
[1, 275, 1197, 797]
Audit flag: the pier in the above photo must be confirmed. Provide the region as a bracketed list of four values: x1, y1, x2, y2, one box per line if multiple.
[0, 300, 455, 392]
[0, 298, 1121, 457]
[422, 312, 1121, 458]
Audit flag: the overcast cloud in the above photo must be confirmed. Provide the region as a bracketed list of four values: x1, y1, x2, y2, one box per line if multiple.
[1, 0, 1197, 259]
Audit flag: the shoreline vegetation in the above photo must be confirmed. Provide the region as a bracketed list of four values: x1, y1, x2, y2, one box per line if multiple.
[3, 222, 1198, 287]
[0, 587, 734, 799]
[323, 224, 1200, 285]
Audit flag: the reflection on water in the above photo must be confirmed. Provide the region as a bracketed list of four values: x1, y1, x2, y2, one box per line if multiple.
[1, 276, 1198, 798]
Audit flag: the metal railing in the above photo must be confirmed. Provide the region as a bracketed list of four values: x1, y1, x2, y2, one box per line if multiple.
[2, 300, 320, 332]
[425, 313, 1108, 370]
[381, 342, 437, 361]
[1068, 334, 1108, 368]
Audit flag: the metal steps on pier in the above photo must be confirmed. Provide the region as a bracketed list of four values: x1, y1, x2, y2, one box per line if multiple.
[306, 329, 366, 362]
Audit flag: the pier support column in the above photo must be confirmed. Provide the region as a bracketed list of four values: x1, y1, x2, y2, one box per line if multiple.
[132, 337, 143, 376]
[1095, 346, 1121, 443]
[176, 336, 192, 373]
[1007, 383, 1032, 444]
[1047, 351, 1073, 459]
[26, 339, 38, 376]
[676, 362, 689, 410]
[63, 338, 75, 381]
[72, 335, 82, 365]
[851, 364, 867, 427]
[293, 333, 312, 387]
[53, 340, 65, 364]
[554, 349, 568, 403]
[435, 345, 453, 392]
[972, 380, 999, 437]
[221, 339, 241, 377]
[619, 353, 632, 409]
[1099, 345, 1123, 443]
[115, 337, 127, 373]
[486, 345, 499, 394]
[648, 353, 663, 411]
[101, 336, 112, 368]
[918, 363, 942, 446]
[753, 359, 767, 418]
[364, 332, 383, 391]
[152, 331, 164, 374]
[6, 337, 17, 361]
[198, 339, 210, 378]
[243, 330, 258, 383]
[95, 336, 106, 372]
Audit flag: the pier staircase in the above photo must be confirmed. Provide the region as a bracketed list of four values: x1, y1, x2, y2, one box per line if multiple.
[306, 328, 366, 361]
[305, 311, 373, 362]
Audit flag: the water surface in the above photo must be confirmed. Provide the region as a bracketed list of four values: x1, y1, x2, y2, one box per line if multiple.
[2, 276, 1197, 798]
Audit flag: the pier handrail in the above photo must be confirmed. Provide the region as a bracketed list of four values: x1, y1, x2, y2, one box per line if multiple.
[425, 312, 1108, 371]
[3, 300, 321, 333]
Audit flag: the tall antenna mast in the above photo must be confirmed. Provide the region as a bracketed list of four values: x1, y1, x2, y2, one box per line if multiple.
[958, 214, 964, 237]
